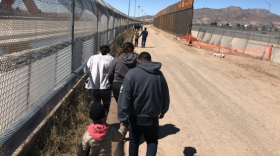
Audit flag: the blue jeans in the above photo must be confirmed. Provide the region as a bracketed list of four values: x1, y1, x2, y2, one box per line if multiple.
[91, 89, 111, 115]
[129, 115, 159, 156]
[135, 39, 139, 46]
[142, 38, 147, 47]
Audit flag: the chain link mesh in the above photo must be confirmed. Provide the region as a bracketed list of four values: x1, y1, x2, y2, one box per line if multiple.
[0, 0, 140, 134]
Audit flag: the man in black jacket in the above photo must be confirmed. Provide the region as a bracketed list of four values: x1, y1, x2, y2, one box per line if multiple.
[118, 52, 170, 156]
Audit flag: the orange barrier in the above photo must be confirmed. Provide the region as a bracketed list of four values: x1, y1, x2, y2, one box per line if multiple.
[182, 34, 273, 61]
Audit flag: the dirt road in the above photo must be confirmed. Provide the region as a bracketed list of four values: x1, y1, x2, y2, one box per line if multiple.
[121, 25, 280, 156]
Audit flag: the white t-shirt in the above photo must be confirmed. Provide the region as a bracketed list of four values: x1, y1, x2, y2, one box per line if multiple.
[84, 53, 114, 89]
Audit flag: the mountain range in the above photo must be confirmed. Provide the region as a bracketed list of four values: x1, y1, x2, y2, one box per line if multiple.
[193, 6, 280, 26]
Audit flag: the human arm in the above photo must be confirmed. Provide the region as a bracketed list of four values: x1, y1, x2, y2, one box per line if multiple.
[161, 76, 170, 117]
[111, 126, 128, 142]
[117, 74, 133, 125]
[107, 59, 116, 85]
[77, 134, 90, 156]
[83, 57, 91, 74]
[140, 31, 143, 37]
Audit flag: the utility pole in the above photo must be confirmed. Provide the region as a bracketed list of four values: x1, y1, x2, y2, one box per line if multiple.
[127, 0, 130, 30]
[142, 10, 143, 18]
[134, 0, 136, 19]
[138, 6, 140, 17]
[262, 0, 280, 29]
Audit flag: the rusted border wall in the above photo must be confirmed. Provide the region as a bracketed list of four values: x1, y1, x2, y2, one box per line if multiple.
[153, 0, 194, 37]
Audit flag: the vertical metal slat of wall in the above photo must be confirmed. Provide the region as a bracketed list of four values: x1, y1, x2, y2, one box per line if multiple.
[153, 0, 194, 37]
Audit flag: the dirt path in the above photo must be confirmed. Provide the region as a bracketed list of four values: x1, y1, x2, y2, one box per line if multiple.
[121, 25, 280, 156]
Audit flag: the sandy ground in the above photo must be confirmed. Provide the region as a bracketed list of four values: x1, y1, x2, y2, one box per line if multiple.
[110, 25, 280, 156]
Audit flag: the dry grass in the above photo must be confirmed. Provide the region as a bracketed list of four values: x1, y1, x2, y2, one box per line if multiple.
[21, 78, 92, 156]
[110, 27, 135, 57]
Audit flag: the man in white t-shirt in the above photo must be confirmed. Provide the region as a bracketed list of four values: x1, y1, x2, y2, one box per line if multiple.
[84, 45, 114, 117]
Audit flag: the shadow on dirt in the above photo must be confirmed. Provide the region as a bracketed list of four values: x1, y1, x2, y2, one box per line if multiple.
[111, 123, 180, 155]
[135, 124, 180, 145]
[183, 147, 197, 156]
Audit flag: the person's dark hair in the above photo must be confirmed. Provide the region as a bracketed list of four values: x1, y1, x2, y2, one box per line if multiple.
[100, 45, 110, 55]
[117, 42, 134, 57]
[145, 27, 147, 30]
[138, 52, 151, 61]
[89, 102, 106, 121]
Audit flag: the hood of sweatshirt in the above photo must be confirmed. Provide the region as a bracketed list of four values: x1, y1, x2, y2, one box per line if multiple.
[88, 122, 109, 141]
[119, 53, 139, 67]
[137, 61, 162, 74]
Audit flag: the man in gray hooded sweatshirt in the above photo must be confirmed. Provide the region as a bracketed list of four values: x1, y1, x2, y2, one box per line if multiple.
[118, 52, 170, 156]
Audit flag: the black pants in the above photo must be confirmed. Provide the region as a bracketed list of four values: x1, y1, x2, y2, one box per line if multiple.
[91, 89, 111, 115]
[142, 38, 147, 47]
[112, 82, 122, 103]
[135, 39, 139, 46]
[128, 115, 159, 156]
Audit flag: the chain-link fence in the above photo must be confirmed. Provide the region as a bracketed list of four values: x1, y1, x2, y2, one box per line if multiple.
[153, 0, 194, 37]
[0, 0, 140, 139]
[191, 24, 280, 64]
[192, 25, 280, 45]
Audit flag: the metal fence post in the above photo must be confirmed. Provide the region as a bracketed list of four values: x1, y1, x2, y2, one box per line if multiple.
[218, 26, 227, 46]
[201, 25, 208, 41]
[197, 26, 201, 38]
[229, 27, 238, 47]
[26, 64, 31, 110]
[95, 0, 99, 53]
[107, 6, 109, 44]
[262, 29, 275, 59]
[243, 27, 253, 53]
[113, 11, 115, 39]
[209, 27, 216, 43]
[71, 0, 75, 73]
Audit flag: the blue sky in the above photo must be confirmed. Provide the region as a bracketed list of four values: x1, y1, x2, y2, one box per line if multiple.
[104, 0, 280, 16]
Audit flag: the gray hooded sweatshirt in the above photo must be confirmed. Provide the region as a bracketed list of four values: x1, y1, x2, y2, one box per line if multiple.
[118, 61, 170, 125]
[108, 52, 139, 84]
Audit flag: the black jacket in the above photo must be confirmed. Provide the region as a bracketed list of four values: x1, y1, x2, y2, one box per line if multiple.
[118, 61, 170, 124]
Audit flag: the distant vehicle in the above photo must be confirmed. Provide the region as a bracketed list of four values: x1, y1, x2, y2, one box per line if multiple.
[261, 32, 267, 34]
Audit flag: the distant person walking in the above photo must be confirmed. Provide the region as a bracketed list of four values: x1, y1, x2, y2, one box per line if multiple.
[108, 42, 138, 103]
[141, 24, 143, 31]
[118, 52, 170, 156]
[135, 31, 140, 47]
[84, 45, 114, 116]
[140, 27, 148, 47]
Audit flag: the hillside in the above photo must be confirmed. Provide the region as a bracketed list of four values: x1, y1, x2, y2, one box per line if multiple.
[132, 15, 154, 22]
[193, 6, 280, 26]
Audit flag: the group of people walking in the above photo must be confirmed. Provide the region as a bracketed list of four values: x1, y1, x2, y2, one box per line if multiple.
[78, 31, 169, 156]
[134, 27, 148, 48]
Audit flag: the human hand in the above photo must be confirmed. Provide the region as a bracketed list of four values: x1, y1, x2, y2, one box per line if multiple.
[120, 123, 129, 128]
[159, 114, 165, 119]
